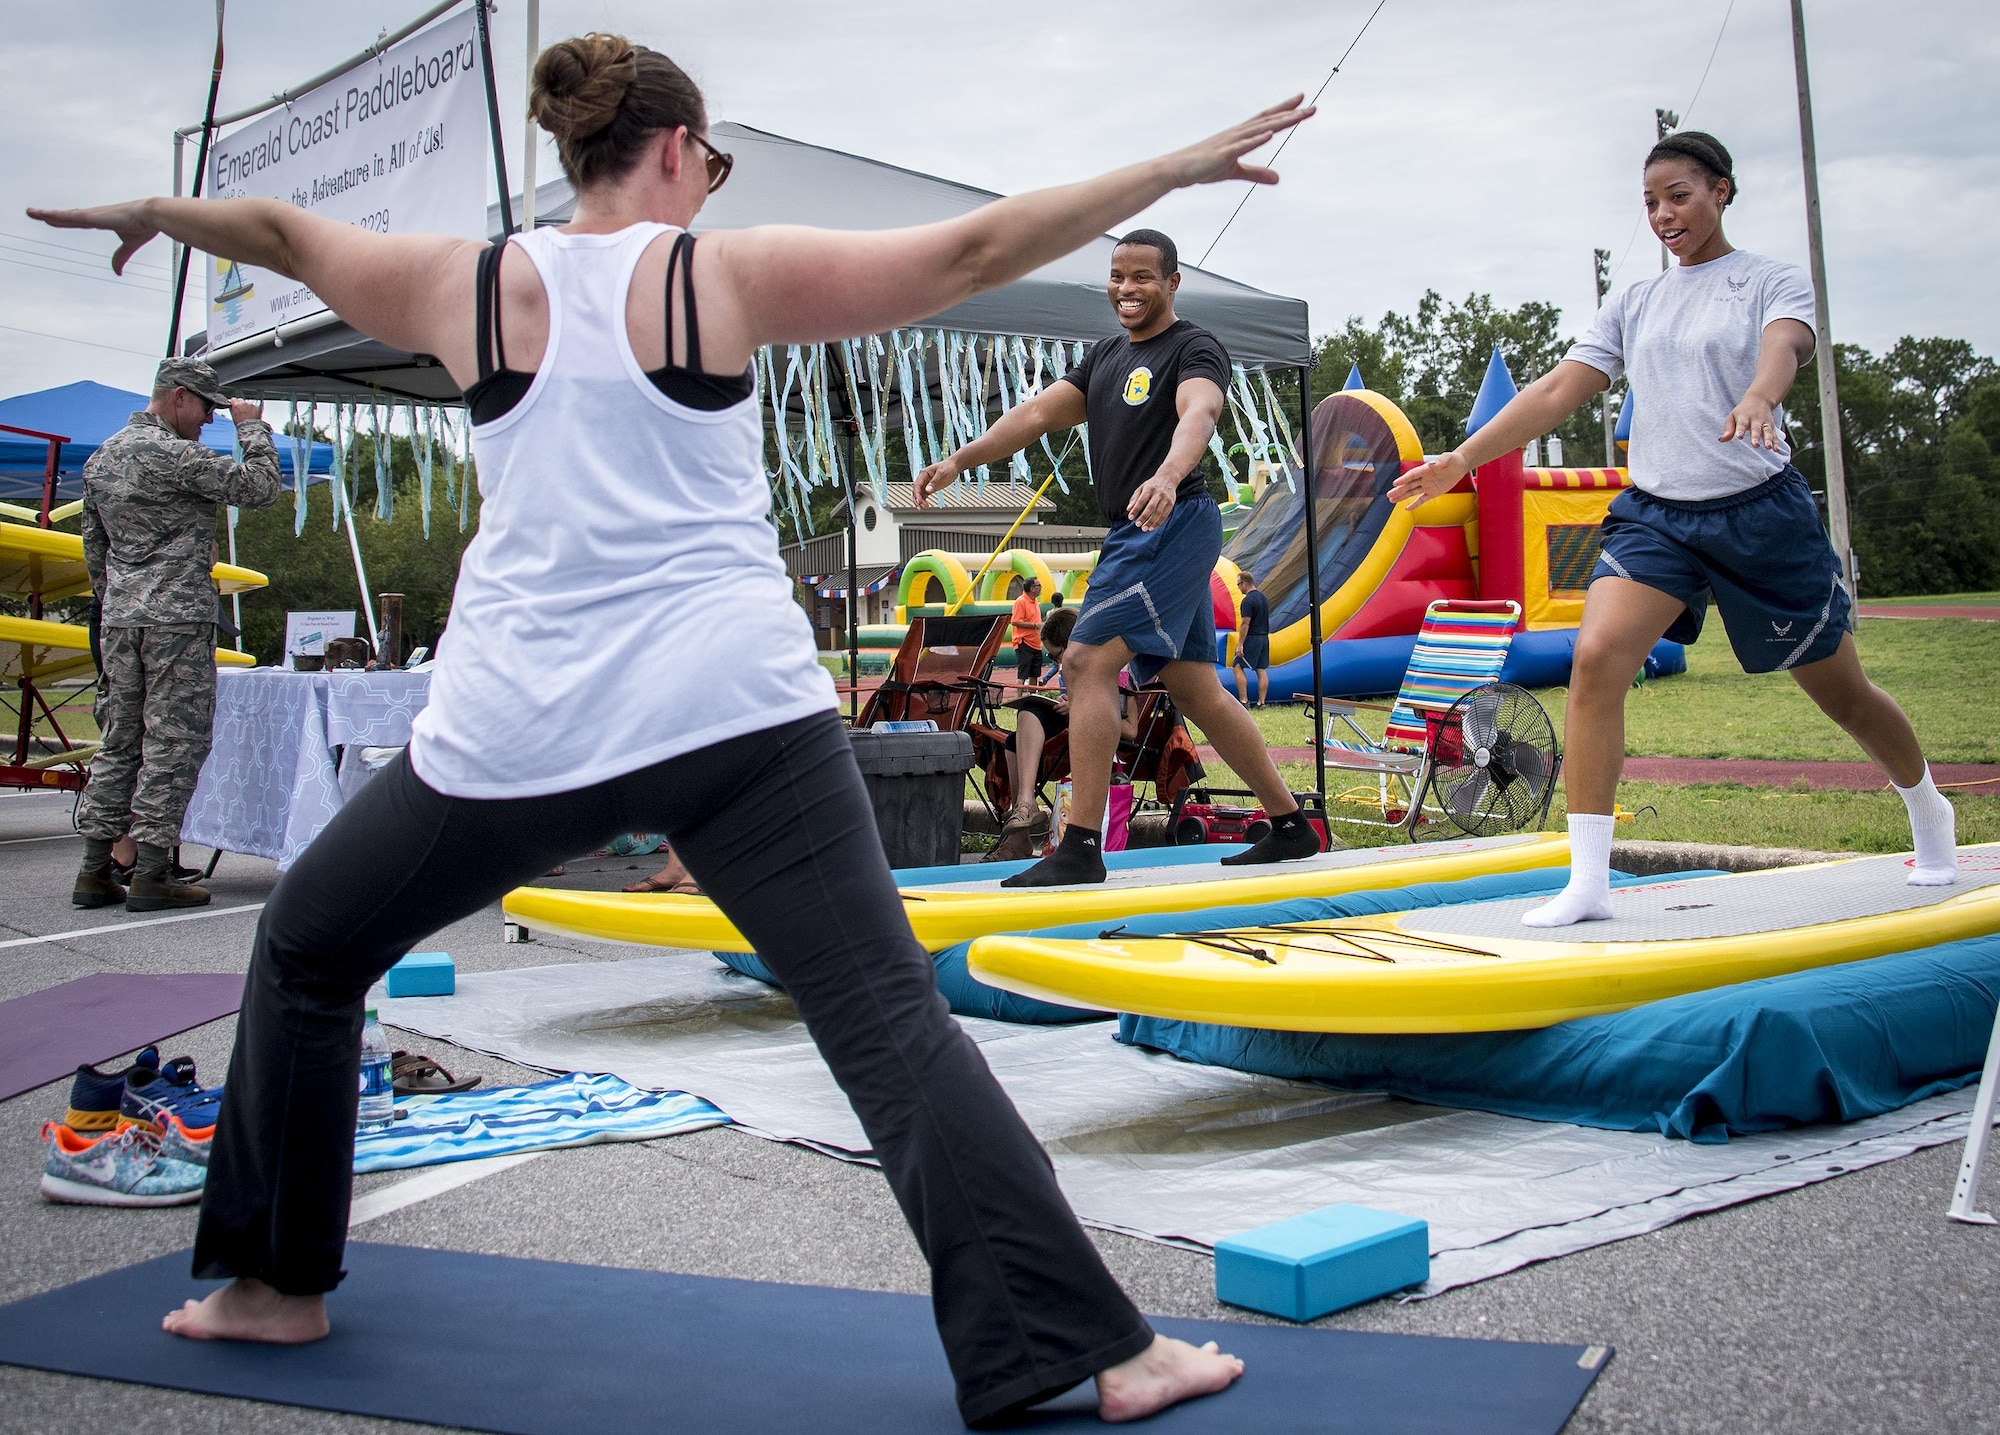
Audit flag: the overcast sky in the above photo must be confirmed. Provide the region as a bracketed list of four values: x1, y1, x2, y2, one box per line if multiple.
[4, 0, 1994, 400]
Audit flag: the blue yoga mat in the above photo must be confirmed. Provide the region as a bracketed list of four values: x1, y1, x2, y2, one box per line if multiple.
[0, 1243, 1609, 1434]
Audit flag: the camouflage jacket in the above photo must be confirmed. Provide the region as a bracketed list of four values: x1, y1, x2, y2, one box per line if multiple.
[82, 410, 280, 627]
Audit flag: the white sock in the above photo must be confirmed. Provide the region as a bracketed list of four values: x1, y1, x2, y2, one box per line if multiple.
[1523, 813, 1618, 927]
[1894, 767, 1957, 886]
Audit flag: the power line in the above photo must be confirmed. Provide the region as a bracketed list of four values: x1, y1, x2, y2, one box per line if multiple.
[0, 252, 170, 294]
[0, 321, 161, 359]
[0, 228, 171, 278]
[1197, 0, 1390, 268]
[1606, 0, 1739, 286]
[0, 241, 171, 289]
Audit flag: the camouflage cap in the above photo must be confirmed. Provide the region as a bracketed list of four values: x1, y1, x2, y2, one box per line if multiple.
[154, 356, 231, 406]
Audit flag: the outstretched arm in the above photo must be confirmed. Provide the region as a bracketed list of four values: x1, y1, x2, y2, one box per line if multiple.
[1125, 378, 1225, 531]
[1386, 360, 1608, 509]
[1720, 318, 1813, 448]
[915, 383, 1088, 506]
[29, 197, 483, 375]
[709, 96, 1314, 351]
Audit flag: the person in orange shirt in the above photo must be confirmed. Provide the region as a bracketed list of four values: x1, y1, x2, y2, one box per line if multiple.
[1010, 576, 1045, 686]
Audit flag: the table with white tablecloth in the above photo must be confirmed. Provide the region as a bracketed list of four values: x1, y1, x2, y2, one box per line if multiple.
[181, 669, 432, 869]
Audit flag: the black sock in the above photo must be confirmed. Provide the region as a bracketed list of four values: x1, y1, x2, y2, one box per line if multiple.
[1000, 823, 1107, 887]
[1219, 807, 1324, 866]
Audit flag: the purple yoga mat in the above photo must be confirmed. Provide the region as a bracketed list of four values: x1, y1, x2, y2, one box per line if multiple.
[0, 973, 243, 1102]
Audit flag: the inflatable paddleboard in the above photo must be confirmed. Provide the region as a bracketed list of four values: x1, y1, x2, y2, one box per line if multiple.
[967, 845, 2000, 1033]
[502, 832, 1570, 953]
[0, 520, 267, 601]
[0, 613, 254, 678]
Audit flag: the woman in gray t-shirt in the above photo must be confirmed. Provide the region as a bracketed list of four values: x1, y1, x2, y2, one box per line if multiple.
[1391, 130, 1956, 928]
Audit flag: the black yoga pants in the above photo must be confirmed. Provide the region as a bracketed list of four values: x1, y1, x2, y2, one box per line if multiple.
[192, 711, 1151, 1424]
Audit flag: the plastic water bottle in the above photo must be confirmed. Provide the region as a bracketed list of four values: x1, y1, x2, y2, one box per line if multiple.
[358, 1009, 394, 1130]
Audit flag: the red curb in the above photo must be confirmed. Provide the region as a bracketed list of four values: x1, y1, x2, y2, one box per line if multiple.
[1210, 746, 2000, 793]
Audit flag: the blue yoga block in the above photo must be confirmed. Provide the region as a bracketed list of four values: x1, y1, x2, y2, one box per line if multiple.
[384, 951, 455, 998]
[1214, 1204, 1429, 1321]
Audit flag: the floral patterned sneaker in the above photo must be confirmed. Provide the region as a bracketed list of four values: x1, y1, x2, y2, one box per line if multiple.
[40, 1122, 205, 1207]
[155, 1110, 213, 1169]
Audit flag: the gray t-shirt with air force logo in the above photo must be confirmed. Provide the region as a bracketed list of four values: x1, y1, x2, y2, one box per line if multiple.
[1567, 249, 1818, 502]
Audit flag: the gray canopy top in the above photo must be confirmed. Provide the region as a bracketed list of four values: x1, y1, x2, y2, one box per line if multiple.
[206, 121, 1310, 401]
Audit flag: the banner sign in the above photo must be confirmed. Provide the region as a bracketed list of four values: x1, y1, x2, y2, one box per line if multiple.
[205, 8, 487, 350]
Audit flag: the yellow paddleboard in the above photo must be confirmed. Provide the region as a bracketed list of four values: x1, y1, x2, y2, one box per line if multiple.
[0, 520, 268, 601]
[967, 846, 2000, 1034]
[0, 613, 255, 677]
[503, 832, 1570, 953]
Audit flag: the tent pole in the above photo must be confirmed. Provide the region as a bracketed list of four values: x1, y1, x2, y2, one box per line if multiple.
[519, 0, 540, 231]
[1298, 365, 1325, 806]
[476, 0, 515, 236]
[844, 416, 860, 723]
[166, 1, 225, 359]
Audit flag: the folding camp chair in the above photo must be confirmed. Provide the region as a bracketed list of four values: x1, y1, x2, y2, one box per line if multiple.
[1312, 599, 1558, 839]
[970, 684, 1206, 833]
[854, 613, 1007, 732]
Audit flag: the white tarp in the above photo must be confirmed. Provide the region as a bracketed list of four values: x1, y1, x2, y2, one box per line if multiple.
[205, 8, 487, 350]
[377, 950, 1983, 1296]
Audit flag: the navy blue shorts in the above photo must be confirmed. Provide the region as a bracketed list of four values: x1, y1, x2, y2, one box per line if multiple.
[1592, 466, 1851, 674]
[1233, 635, 1270, 671]
[1073, 496, 1223, 685]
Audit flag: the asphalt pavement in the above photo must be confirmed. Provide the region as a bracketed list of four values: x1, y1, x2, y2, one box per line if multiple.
[2, 787, 1997, 1434]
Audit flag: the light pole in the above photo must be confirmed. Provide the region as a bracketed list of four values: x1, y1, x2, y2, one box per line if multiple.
[1594, 247, 1616, 465]
[1790, 0, 1853, 589]
[1654, 108, 1679, 273]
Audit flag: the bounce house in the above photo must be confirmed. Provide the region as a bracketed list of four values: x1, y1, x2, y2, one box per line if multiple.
[871, 350, 1682, 697]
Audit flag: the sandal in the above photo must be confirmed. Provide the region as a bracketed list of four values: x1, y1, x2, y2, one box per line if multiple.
[623, 875, 703, 894]
[390, 1051, 481, 1096]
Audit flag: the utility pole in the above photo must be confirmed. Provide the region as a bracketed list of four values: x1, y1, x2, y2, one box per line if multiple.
[519, 0, 540, 231]
[1790, 0, 1853, 589]
[1654, 108, 1679, 273]
[1594, 247, 1616, 465]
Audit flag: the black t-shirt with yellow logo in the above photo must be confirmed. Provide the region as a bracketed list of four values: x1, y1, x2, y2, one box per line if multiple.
[1060, 318, 1230, 523]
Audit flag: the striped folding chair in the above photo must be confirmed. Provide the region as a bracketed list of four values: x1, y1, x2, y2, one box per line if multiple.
[1318, 600, 1524, 837]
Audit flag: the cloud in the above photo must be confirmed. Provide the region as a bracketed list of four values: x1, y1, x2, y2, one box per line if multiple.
[1, 0, 1990, 400]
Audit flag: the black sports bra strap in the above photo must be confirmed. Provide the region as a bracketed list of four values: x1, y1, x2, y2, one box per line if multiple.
[662, 231, 703, 374]
[475, 242, 509, 380]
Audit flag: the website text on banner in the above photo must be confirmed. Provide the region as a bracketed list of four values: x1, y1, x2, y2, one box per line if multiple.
[204, 9, 488, 351]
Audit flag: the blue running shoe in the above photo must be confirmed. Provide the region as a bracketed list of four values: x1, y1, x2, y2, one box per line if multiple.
[66, 1046, 161, 1133]
[40, 1122, 205, 1206]
[120, 1058, 221, 1133]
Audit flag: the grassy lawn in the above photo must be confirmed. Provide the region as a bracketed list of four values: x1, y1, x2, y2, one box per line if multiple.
[1218, 616, 2000, 765]
[1867, 591, 2000, 605]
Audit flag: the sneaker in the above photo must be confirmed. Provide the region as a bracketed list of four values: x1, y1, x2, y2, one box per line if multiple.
[120, 1059, 221, 1132]
[155, 1110, 213, 1168]
[66, 1046, 161, 1133]
[40, 1122, 205, 1207]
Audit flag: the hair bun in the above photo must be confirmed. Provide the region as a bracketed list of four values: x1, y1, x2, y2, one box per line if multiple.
[530, 33, 639, 144]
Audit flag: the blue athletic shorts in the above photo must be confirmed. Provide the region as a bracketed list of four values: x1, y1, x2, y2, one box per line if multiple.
[1592, 465, 1851, 674]
[1233, 635, 1270, 671]
[1072, 496, 1223, 685]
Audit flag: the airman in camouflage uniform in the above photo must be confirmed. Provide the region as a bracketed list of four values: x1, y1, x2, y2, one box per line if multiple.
[74, 357, 281, 911]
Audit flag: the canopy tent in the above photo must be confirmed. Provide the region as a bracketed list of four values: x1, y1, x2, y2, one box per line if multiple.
[0, 381, 334, 505]
[202, 121, 1310, 400]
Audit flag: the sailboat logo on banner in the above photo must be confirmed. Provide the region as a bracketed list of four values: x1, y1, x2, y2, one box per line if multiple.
[213, 259, 255, 325]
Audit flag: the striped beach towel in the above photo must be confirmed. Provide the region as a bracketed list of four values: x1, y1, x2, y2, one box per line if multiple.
[352, 1072, 727, 1174]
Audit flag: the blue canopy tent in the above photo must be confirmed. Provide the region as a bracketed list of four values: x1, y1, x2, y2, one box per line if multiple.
[0, 381, 333, 505]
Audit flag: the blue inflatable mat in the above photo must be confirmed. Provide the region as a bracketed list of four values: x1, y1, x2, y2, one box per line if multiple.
[716, 867, 1676, 1026]
[0, 1242, 1611, 1434]
[1122, 933, 2000, 1143]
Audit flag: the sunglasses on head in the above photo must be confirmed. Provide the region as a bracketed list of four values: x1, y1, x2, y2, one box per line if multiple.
[688, 132, 733, 195]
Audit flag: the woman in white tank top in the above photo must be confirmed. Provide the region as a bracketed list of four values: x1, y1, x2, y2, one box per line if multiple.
[35, 36, 1312, 1425]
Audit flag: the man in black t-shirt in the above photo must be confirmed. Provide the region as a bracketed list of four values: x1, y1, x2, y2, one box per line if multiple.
[915, 230, 1319, 886]
[1233, 571, 1272, 707]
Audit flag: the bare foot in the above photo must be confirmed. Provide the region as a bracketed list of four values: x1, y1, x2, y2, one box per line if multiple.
[162, 1278, 329, 1344]
[1096, 1334, 1243, 1423]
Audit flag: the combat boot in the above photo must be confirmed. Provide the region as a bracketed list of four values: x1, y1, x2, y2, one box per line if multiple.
[72, 840, 127, 910]
[126, 842, 212, 913]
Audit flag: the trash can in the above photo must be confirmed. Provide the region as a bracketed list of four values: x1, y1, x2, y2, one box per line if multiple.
[848, 729, 976, 869]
